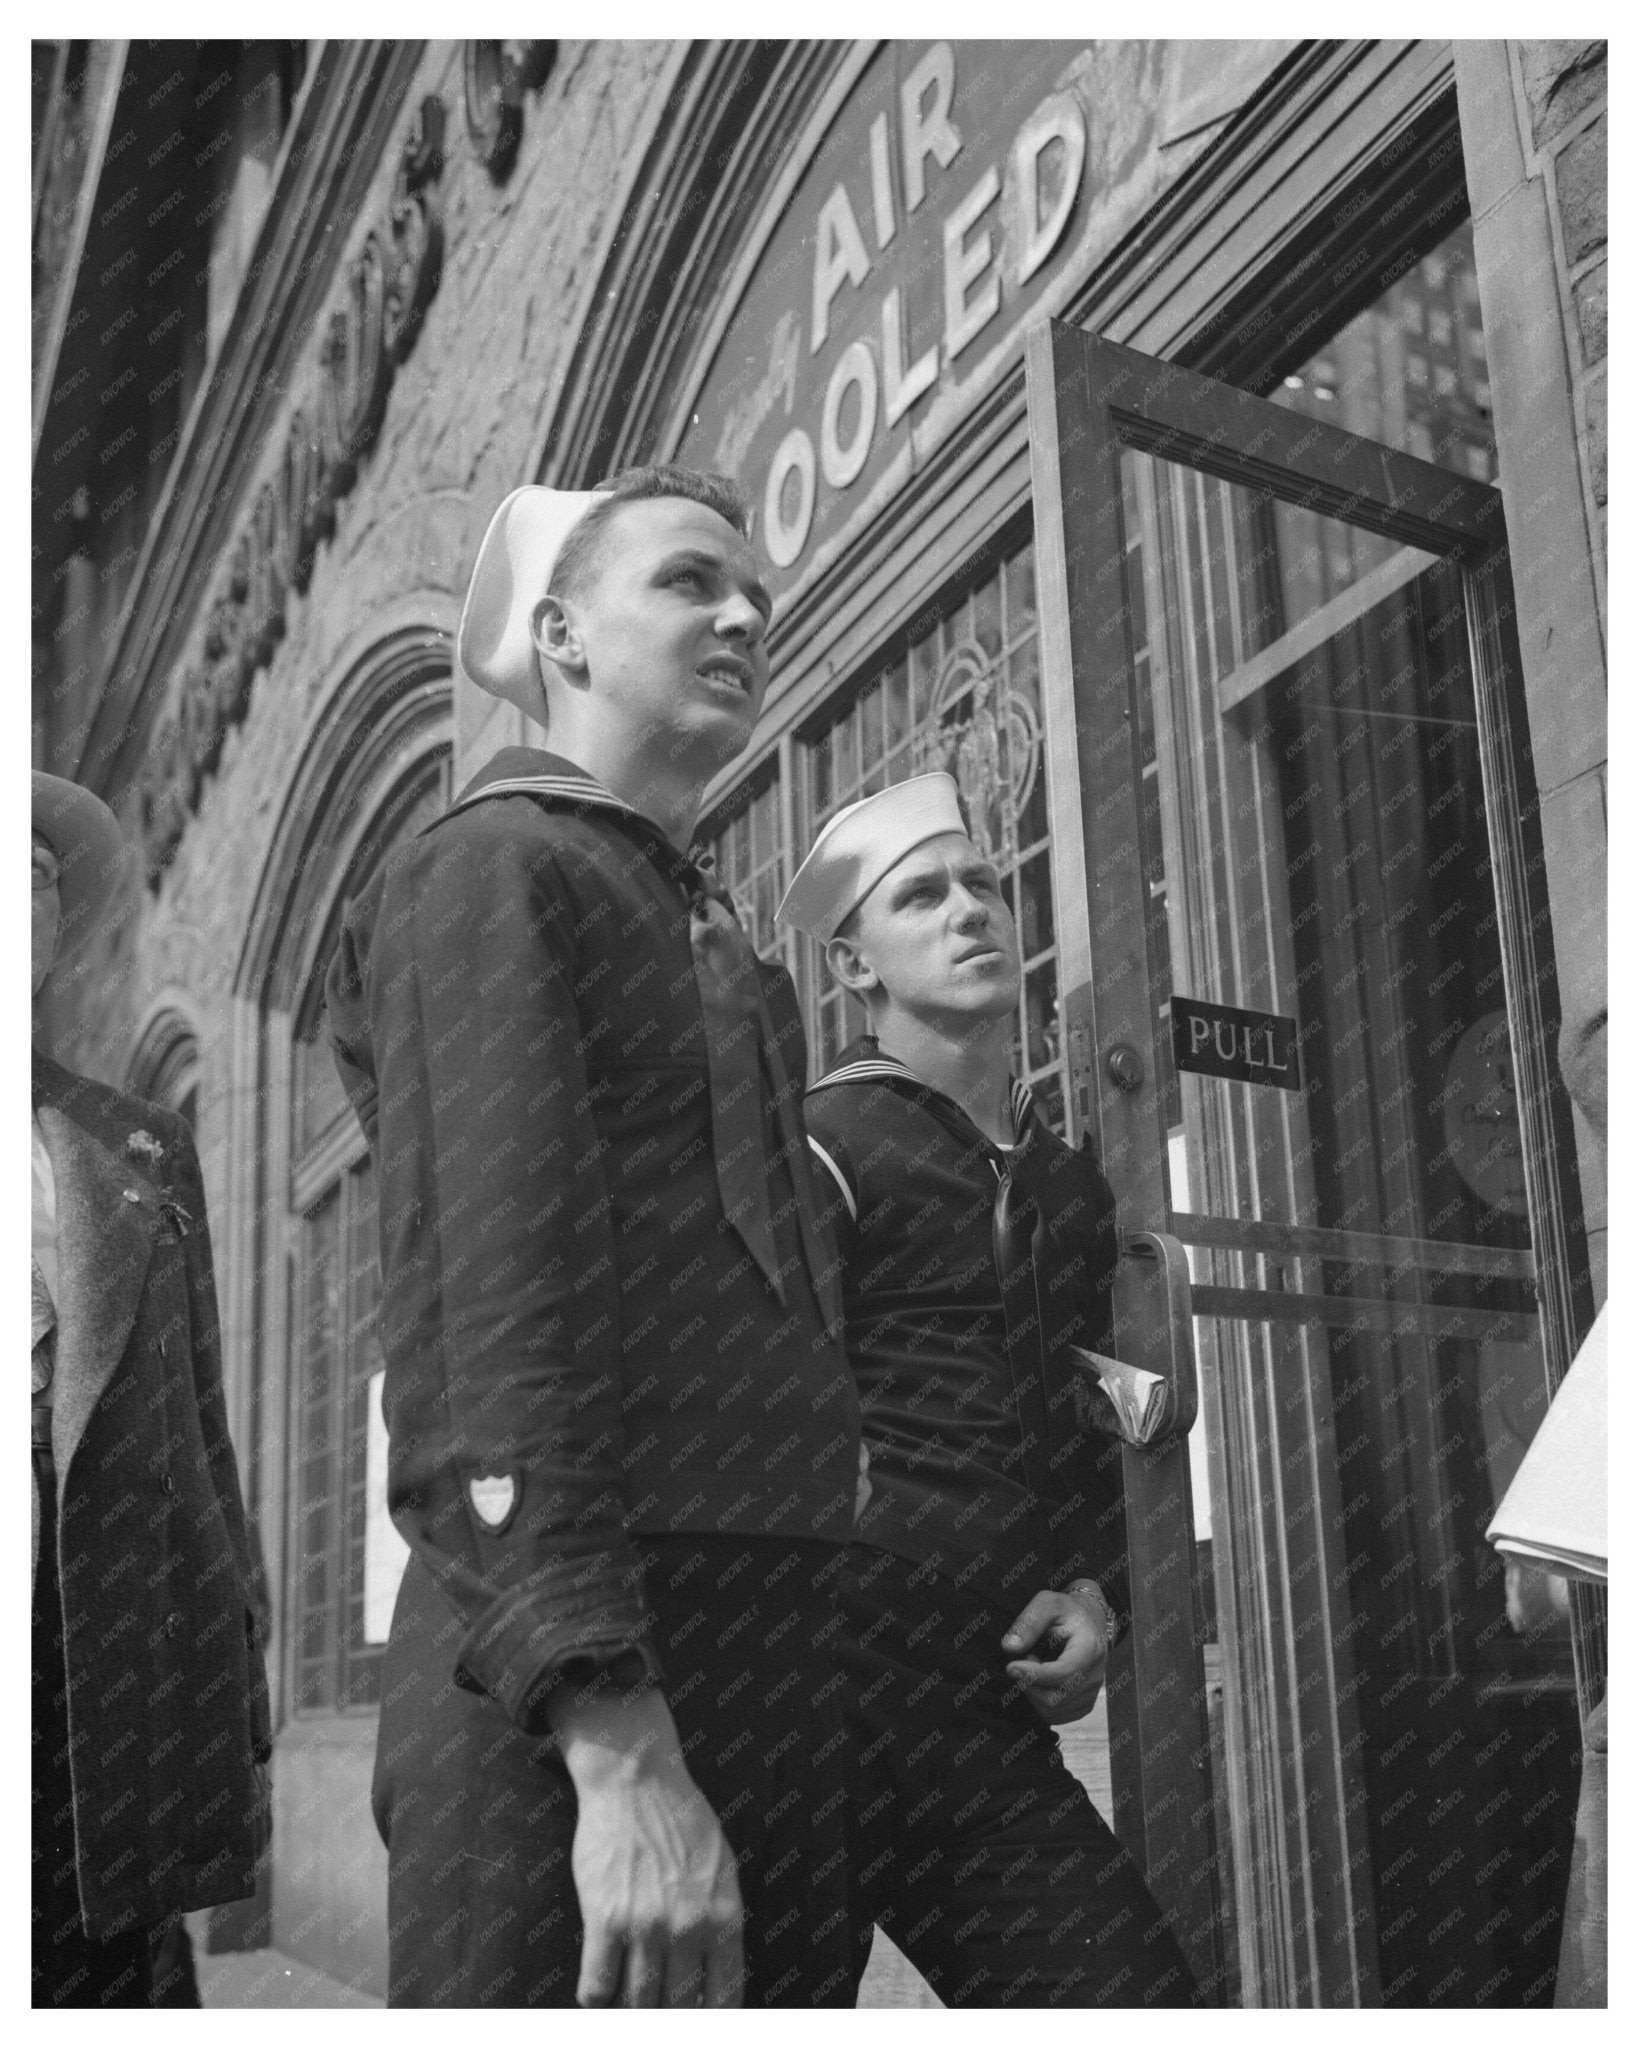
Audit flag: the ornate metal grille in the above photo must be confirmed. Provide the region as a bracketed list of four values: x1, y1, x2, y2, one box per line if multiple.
[801, 539, 1066, 1127]
[705, 770, 785, 961]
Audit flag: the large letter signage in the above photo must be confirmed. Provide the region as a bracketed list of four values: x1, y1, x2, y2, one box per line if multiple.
[681, 43, 1169, 604]
[141, 97, 448, 885]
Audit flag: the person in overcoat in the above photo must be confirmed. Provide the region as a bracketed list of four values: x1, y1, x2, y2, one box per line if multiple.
[32, 772, 271, 2009]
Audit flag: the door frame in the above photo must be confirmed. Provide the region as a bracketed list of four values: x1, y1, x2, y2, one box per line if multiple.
[1025, 315, 1595, 2004]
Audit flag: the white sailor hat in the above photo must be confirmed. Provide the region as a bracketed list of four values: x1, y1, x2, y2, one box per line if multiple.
[456, 485, 608, 721]
[777, 773, 967, 942]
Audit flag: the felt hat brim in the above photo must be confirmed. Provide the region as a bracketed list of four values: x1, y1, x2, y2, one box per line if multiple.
[32, 771, 136, 962]
[456, 486, 606, 721]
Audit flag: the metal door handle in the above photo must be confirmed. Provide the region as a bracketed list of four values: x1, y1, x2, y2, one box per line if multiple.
[1116, 1228, 1199, 1436]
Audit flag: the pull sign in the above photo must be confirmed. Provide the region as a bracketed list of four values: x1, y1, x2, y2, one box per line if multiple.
[1171, 995, 1300, 1093]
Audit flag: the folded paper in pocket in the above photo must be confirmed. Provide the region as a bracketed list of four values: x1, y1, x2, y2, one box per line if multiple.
[1068, 1344, 1176, 1446]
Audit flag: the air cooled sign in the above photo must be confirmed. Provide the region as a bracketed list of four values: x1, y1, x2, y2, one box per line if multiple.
[680, 42, 1169, 598]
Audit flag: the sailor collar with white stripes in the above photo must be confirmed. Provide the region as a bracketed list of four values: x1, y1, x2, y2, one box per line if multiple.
[442, 757, 640, 828]
[806, 1039, 1038, 1211]
[439, 753, 713, 887]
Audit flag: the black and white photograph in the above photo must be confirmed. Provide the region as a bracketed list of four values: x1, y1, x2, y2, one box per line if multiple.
[29, 30, 1608, 2011]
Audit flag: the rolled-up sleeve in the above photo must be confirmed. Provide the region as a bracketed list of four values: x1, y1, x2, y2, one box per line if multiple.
[331, 816, 663, 1726]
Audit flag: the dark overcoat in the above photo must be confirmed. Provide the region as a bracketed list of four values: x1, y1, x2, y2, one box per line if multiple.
[33, 1053, 272, 1939]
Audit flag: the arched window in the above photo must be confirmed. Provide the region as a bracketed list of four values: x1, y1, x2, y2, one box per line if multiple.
[236, 624, 453, 1721]
[284, 759, 450, 1715]
[125, 999, 203, 1133]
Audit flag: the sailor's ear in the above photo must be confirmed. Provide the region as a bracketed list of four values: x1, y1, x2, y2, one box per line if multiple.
[532, 593, 583, 674]
[825, 932, 879, 996]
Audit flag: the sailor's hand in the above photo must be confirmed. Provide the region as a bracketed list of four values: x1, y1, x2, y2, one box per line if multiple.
[1002, 1584, 1110, 1725]
[854, 1439, 872, 1522]
[549, 1687, 744, 2007]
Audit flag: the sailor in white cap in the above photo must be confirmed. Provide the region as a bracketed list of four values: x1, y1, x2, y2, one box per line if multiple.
[32, 774, 270, 2008]
[782, 774, 1194, 2007]
[449, 470, 774, 832]
[326, 467, 861, 2009]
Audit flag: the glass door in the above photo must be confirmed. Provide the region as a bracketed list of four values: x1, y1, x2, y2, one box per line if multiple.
[1026, 319, 1593, 2007]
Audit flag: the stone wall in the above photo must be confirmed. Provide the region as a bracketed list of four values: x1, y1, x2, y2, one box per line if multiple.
[1455, 40, 1607, 1304]
[1517, 41, 1607, 589]
[43, 37, 678, 1253]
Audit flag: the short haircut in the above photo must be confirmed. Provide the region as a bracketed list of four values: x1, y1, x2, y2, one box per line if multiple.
[548, 464, 753, 604]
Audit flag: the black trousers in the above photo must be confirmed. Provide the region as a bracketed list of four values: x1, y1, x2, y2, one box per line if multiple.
[374, 1534, 855, 2006]
[841, 1548, 1197, 2007]
[33, 1458, 154, 2009]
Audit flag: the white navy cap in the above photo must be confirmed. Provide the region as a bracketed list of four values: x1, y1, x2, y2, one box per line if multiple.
[456, 486, 607, 722]
[777, 773, 967, 942]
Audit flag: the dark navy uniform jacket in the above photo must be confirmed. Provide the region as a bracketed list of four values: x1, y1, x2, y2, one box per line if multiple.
[325, 749, 860, 1727]
[804, 1037, 1130, 1625]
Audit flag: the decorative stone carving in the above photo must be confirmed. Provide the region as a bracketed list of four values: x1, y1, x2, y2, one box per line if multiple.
[140, 96, 450, 885]
[463, 41, 556, 180]
[385, 94, 446, 361]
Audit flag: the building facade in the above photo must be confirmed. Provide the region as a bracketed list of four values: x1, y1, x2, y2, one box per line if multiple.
[33, 39, 1606, 2007]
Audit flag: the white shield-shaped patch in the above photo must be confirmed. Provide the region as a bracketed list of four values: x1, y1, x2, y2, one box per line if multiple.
[469, 1473, 517, 1530]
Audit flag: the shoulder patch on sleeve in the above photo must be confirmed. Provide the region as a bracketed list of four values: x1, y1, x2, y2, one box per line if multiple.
[468, 1471, 522, 1535]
